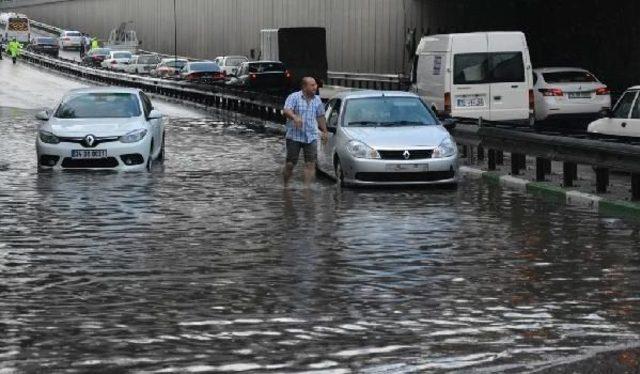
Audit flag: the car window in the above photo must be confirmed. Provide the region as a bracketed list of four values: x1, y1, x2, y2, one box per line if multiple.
[189, 62, 221, 72]
[533, 72, 538, 86]
[248, 63, 285, 73]
[454, 53, 489, 84]
[113, 52, 132, 59]
[227, 57, 247, 66]
[543, 71, 598, 83]
[343, 97, 437, 126]
[55, 93, 142, 119]
[631, 94, 640, 119]
[139, 55, 160, 64]
[327, 99, 342, 128]
[613, 91, 637, 119]
[66, 31, 82, 37]
[37, 38, 57, 45]
[139, 92, 153, 117]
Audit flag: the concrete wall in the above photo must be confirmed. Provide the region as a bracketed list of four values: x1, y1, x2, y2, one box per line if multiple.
[2, 0, 448, 75]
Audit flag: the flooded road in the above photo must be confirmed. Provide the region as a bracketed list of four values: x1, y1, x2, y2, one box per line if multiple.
[2, 61, 640, 373]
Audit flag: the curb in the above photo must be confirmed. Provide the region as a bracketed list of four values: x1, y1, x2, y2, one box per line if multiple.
[459, 166, 640, 220]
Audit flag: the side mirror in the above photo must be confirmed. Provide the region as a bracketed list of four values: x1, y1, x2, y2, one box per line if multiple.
[442, 118, 457, 130]
[600, 108, 613, 118]
[35, 110, 50, 121]
[148, 109, 163, 120]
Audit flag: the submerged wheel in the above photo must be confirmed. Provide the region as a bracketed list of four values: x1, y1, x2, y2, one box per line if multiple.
[157, 132, 166, 162]
[334, 158, 345, 187]
[146, 141, 154, 171]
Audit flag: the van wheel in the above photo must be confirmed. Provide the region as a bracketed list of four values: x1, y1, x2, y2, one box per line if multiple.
[334, 158, 345, 187]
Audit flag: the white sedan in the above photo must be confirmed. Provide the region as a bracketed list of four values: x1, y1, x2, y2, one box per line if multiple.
[588, 86, 640, 138]
[101, 51, 133, 71]
[533, 67, 611, 122]
[36, 88, 165, 171]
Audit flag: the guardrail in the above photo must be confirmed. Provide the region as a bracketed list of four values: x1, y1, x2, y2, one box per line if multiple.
[20, 50, 289, 124]
[451, 123, 640, 200]
[327, 71, 409, 91]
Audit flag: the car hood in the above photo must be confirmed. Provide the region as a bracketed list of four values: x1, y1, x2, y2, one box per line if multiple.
[44, 117, 146, 137]
[342, 125, 449, 149]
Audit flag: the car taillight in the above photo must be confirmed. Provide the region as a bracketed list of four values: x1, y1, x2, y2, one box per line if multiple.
[285, 70, 291, 79]
[62, 37, 70, 41]
[539, 88, 564, 97]
[444, 92, 451, 114]
[111, 60, 117, 64]
[596, 87, 610, 95]
[529, 89, 535, 111]
[249, 73, 257, 80]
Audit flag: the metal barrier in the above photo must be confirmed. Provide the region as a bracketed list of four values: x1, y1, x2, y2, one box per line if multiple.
[327, 71, 409, 91]
[452, 123, 640, 200]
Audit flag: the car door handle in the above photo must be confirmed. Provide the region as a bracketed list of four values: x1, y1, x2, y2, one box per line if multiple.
[511, 85, 519, 88]
[494, 96, 502, 101]
[622, 122, 627, 128]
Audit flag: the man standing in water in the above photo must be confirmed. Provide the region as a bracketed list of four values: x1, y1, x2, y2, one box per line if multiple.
[282, 77, 328, 187]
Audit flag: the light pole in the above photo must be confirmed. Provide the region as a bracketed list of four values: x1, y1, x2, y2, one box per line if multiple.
[173, 0, 178, 76]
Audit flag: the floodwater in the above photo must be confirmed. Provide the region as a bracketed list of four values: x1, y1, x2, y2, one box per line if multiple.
[2, 58, 640, 374]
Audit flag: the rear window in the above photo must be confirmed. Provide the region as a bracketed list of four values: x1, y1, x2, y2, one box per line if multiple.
[165, 60, 187, 68]
[542, 71, 598, 83]
[454, 52, 525, 84]
[92, 48, 110, 55]
[138, 55, 160, 64]
[248, 62, 285, 73]
[226, 57, 247, 66]
[113, 52, 132, 59]
[37, 38, 57, 45]
[189, 62, 221, 72]
[55, 93, 142, 119]
[65, 31, 82, 37]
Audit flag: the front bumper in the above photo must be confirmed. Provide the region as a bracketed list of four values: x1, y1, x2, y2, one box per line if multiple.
[341, 154, 459, 186]
[36, 137, 151, 171]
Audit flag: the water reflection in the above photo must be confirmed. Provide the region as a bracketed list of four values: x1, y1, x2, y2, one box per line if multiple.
[1, 108, 640, 372]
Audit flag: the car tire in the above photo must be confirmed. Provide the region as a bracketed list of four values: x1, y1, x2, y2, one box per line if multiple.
[157, 132, 165, 162]
[146, 141, 154, 172]
[334, 158, 345, 187]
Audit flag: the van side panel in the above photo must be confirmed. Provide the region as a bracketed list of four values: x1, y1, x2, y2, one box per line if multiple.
[413, 35, 451, 114]
[487, 32, 532, 122]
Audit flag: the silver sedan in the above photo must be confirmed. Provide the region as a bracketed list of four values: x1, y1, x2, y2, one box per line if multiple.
[317, 91, 458, 186]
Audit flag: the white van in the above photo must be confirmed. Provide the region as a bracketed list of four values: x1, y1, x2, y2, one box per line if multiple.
[1, 13, 31, 44]
[410, 32, 534, 125]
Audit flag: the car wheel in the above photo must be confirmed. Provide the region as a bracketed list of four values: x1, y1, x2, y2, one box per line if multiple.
[157, 132, 165, 162]
[146, 141, 154, 171]
[334, 158, 345, 187]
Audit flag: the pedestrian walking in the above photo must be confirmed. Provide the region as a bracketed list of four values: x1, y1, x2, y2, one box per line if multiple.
[79, 34, 88, 59]
[7, 38, 22, 64]
[282, 77, 329, 187]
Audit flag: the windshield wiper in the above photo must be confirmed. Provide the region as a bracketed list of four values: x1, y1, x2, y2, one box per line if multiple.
[380, 121, 430, 126]
[348, 121, 379, 126]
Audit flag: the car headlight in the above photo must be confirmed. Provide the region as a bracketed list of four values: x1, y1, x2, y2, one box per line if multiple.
[120, 129, 148, 143]
[432, 137, 457, 158]
[39, 130, 59, 144]
[346, 140, 380, 159]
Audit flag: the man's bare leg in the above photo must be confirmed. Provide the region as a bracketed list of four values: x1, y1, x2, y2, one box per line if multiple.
[303, 162, 316, 188]
[283, 162, 295, 187]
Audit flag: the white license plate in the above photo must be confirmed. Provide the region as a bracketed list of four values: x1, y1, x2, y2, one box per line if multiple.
[456, 96, 485, 107]
[71, 150, 107, 159]
[568, 92, 592, 99]
[385, 164, 429, 172]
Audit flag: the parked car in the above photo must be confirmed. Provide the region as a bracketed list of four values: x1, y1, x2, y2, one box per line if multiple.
[588, 86, 640, 138]
[82, 48, 111, 67]
[58, 30, 83, 50]
[214, 55, 248, 76]
[317, 91, 458, 186]
[226, 61, 291, 91]
[533, 67, 611, 122]
[101, 50, 133, 71]
[28, 36, 59, 57]
[180, 61, 226, 83]
[35, 87, 165, 171]
[125, 54, 161, 74]
[410, 31, 534, 125]
[151, 58, 188, 78]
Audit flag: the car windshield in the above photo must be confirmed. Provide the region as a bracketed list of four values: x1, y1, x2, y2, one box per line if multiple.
[189, 62, 220, 72]
[66, 31, 82, 37]
[226, 57, 246, 66]
[113, 52, 132, 59]
[54, 93, 142, 119]
[165, 60, 187, 68]
[37, 38, 57, 45]
[343, 97, 437, 127]
[248, 63, 285, 73]
[92, 48, 110, 55]
[138, 55, 160, 64]
[543, 71, 598, 83]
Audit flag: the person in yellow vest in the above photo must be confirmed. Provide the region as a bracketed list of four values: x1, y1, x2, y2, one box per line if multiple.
[7, 38, 22, 64]
[91, 38, 99, 49]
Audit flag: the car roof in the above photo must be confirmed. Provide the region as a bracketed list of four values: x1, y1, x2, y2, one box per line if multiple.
[534, 67, 590, 73]
[332, 90, 421, 100]
[626, 86, 640, 91]
[248, 60, 283, 64]
[160, 58, 188, 62]
[65, 87, 142, 96]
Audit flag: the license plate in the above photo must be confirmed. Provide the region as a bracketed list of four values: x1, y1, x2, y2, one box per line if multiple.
[568, 92, 592, 99]
[71, 150, 107, 159]
[385, 164, 429, 172]
[456, 95, 485, 107]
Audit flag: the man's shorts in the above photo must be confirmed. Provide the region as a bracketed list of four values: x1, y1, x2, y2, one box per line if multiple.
[286, 139, 317, 165]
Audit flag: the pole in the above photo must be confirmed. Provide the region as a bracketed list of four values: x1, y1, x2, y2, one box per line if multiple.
[173, 0, 177, 75]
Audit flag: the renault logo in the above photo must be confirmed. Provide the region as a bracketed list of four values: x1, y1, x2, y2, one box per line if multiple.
[84, 134, 96, 147]
[403, 150, 411, 160]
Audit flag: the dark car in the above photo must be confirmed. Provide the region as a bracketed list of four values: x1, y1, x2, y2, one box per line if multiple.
[226, 61, 291, 91]
[28, 37, 60, 57]
[179, 61, 226, 83]
[82, 48, 111, 67]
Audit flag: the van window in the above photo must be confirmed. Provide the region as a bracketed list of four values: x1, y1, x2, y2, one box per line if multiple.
[489, 52, 524, 83]
[454, 54, 488, 84]
[454, 52, 525, 84]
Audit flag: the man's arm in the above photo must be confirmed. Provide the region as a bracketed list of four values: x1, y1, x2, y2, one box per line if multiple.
[283, 96, 303, 128]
